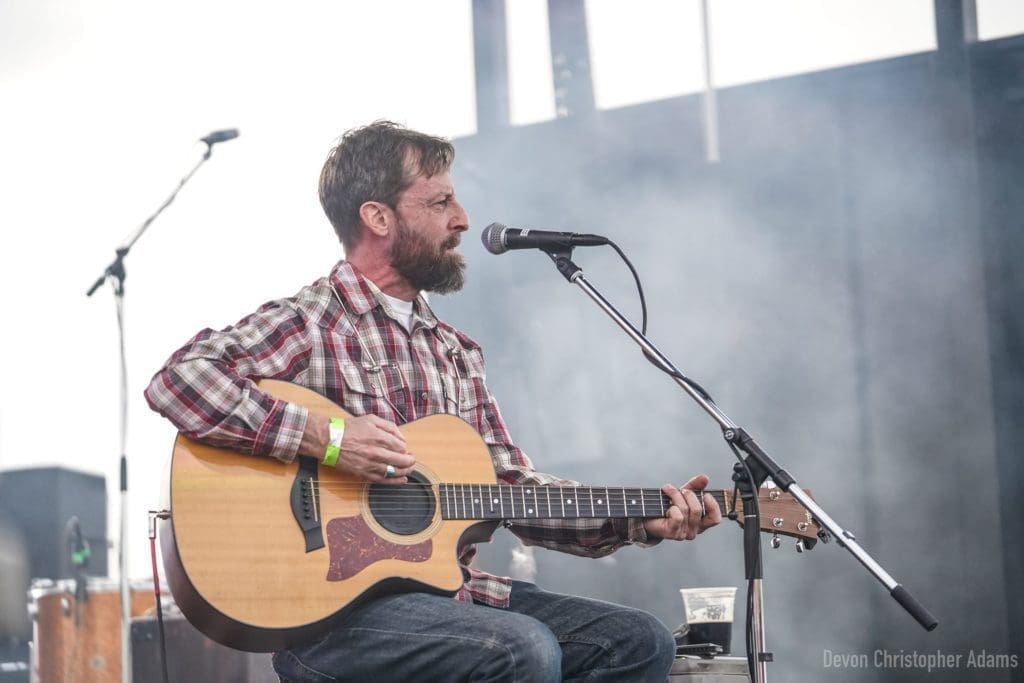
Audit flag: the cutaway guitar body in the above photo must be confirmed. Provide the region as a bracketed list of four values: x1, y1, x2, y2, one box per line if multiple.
[162, 380, 820, 652]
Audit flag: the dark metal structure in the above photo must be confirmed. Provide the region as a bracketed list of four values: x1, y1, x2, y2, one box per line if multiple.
[461, 2, 1022, 679]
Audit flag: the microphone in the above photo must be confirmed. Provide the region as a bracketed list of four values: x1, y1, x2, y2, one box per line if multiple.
[200, 129, 240, 145]
[481, 223, 609, 255]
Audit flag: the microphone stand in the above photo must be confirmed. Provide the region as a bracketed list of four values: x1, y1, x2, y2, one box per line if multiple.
[85, 140, 221, 683]
[542, 249, 938, 683]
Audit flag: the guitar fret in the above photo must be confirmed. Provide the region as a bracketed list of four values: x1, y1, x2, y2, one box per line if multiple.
[500, 485, 513, 519]
[559, 487, 565, 518]
[545, 486, 552, 518]
[630, 488, 640, 517]
[619, 487, 627, 518]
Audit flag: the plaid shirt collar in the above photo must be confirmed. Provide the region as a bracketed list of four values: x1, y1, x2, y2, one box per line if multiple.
[329, 260, 439, 330]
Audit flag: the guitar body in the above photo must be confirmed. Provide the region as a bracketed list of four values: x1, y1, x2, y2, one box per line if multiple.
[162, 380, 499, 652]
[163, 381, 823, 652]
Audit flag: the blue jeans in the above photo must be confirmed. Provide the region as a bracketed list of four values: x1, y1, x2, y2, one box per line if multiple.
[272, 581, 676, 682]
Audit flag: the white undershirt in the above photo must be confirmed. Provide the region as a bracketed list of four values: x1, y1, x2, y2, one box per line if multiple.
[378, 291, 416, 332]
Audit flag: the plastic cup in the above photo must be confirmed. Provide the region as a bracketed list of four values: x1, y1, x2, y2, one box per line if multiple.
[679, 586, 737, 655]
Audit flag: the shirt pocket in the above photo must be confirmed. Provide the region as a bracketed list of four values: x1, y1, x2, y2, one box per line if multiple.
[337, 362, 407, 423]
[455, 375, 491, 427]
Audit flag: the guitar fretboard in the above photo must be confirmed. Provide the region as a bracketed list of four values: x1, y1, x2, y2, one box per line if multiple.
[438, 484, 730, 521]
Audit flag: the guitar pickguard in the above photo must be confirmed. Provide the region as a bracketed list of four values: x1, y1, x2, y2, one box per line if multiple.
[325, 515, 433, 581]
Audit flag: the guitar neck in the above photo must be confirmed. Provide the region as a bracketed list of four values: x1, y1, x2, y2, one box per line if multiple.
[438, 483, 728, 521]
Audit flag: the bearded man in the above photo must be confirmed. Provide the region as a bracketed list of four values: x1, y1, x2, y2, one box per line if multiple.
[145, 120, 720, 682]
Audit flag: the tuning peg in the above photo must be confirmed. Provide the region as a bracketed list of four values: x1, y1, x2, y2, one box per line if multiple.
[770, 534, 781, 549]
[795, 539, 806, 553]
[817, 529, 832, 544]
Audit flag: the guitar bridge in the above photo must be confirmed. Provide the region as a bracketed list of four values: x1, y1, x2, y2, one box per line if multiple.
[290, 456, 325, 552]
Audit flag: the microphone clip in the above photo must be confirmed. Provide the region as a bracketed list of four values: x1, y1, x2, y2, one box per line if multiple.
[546, 250, 582, 283]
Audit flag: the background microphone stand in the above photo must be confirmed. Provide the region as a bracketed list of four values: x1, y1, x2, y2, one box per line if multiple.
[85, 133, 234, 683]
[540, 247, 938, 683]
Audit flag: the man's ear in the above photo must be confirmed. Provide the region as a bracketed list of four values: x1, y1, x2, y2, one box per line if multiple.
[358, 201, 393, 239]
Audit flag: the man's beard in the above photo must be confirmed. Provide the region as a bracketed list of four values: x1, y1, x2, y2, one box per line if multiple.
[390, 219, 466, 294]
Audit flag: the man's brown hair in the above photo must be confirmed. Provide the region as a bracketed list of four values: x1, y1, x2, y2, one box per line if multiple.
[319, 120, 455, 248]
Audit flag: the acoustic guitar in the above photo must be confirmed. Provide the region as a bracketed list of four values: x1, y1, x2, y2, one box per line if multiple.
[161, 380, 820, 652]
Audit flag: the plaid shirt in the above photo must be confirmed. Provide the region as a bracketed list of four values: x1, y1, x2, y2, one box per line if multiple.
[145, 260, 651, 608]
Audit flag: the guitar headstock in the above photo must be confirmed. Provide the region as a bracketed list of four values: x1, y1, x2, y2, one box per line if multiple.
[727, 488, 824, 550]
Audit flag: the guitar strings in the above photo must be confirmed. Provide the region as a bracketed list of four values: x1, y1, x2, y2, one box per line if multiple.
[306, 483, 728, 502]
[305, 485, 729, 507]
[307, 481, 729, 496]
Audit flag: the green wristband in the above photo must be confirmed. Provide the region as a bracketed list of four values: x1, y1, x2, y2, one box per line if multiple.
[323, 417, 346, 467]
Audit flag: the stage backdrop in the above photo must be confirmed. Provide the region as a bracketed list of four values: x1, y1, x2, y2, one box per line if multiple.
[437, 40, 1021, 682]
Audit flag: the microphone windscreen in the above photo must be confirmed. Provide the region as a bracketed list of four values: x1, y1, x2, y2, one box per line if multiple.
[481, 223, 508, 255]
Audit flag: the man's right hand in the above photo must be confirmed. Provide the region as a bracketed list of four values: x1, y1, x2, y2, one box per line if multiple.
[337, 414, 415, 483]
[301, 413, 414, 484]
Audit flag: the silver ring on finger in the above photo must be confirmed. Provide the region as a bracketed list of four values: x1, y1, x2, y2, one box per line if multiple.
[385, 464, 397, 479]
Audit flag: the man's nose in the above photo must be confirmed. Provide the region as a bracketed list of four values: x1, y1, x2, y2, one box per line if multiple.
[451, 199, 469, 232]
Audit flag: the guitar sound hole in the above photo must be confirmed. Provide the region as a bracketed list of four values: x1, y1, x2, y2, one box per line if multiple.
[368, 471, 435, 535]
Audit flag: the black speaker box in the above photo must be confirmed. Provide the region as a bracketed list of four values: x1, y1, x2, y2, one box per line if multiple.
[0, 467, 107, 642]
[131, 615, 251, 682]
[0, 639, 28, 683]
[0, 467, 108, 579]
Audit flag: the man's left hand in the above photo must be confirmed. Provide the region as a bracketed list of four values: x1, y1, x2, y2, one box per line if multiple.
[643, 474, 722, 541]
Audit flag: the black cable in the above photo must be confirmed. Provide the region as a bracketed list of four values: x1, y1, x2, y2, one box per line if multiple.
[607, 240, 648, 335]
[727, 439, 762, 681]
[605, 239, 715, 402]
